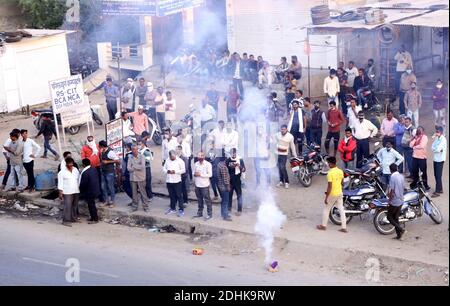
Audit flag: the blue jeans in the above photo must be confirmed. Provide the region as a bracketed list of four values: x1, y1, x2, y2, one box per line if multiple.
[398, 146, 413, 174]
[381, 173, 391, 189]
[101, 172, 116, 203]
[43, 136, 58, 157]
[219, 189, 230, 219]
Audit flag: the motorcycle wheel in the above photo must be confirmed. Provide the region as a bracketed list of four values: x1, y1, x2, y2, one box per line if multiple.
[373, 209, 396, 235]
[92, 112, 103, 126]
[298, 166, 312, 187]
[427, 200, 443, 224]
[329, 205, 353, 225]
[153, 132, 163, 146]
[65, 126, 81, 135]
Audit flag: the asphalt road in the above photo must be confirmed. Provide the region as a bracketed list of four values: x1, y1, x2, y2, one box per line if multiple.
[0, 216, 361, 286]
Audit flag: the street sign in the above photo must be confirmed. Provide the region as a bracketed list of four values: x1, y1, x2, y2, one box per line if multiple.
[105, 118, 124, 146]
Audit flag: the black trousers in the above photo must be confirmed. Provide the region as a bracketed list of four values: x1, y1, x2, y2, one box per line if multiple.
[195, 186, 212, 217]
[356, 138, 370, 168]
[411, 158, 430, 189]
[278, 155, 289, 184]
[167, 182, 183, 211]
[2, 159, 11, 186]
[86, 195, 98, 221]
[310, 127, 323, 147]
[233, 78, 244, 99]
[291, 130, 305, 155]
[23, 160, 35, 189]
[433, 161, 444, 193]
[325, 131, 340, 152]
[106, 101, 117, 121]
[228, 180, 243, 212]
[387, 205, 404, 238]
[145, 167, 153, 199]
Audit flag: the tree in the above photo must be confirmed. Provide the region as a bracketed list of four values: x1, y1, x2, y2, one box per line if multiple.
[0, 0, 67, 29]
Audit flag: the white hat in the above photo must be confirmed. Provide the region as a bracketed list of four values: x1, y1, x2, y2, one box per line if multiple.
[138, 105, 144, 110]
[127, 78, 133, 82]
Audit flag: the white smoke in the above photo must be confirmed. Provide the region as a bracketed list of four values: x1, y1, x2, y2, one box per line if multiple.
[254, 192, 286, 266]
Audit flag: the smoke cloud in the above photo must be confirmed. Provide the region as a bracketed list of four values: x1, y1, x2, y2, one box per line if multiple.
[254, 192, 287, 266]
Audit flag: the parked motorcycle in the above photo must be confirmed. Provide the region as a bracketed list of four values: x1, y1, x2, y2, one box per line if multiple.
[370, 180, 443, 235]
[360, 80, 382, 112]
[142, 106, 163, 146]
[32, 107, 103, 136]
[330, 170, 387, 226]
[290, 143, 329, 187]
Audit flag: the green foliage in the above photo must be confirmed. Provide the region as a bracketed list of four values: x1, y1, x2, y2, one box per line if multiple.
[16, 0, 66, 29]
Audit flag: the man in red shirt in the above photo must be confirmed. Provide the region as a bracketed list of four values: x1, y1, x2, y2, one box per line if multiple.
[338, 128, 357, 170]
[325, 101, 345, 157]
[224, 84, 241, 124]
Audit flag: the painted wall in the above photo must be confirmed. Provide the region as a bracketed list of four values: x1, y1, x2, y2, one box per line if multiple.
[0, 34, 71, 112]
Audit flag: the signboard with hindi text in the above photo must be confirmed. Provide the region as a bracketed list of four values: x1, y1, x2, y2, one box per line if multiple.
[101, 0, 204, 16]
[105, 118, 124, 146]
[49, 74, 91, 127]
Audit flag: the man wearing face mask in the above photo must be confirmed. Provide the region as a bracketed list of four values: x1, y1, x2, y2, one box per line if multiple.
[400, 117, 416, 177]
[81, 136, 102, 201]
[404, 82, 422, 128]
[377, 141, 404, 188]
[431, 126, 447, 198]
[161, 128, 179, 164]
[394, 45, 413, 94]
[121, 78, 136, 112]
[287, 100, 307, 155]
[353, 111, 378, 168]
[432, 79, 447, 128]
[410, 126, 430, 190]
[399, 65, 416, 115]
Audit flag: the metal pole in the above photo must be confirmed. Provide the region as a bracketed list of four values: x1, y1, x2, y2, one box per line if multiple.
[307, 30, 311, 98]
[117, 42, 121, 119]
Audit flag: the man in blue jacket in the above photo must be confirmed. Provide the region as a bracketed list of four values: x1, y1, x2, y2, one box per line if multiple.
[79, 158, 100, 224]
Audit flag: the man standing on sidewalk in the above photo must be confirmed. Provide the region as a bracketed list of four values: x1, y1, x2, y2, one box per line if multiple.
[58, 157, 80, 227]
[163, 150, 186, 217]
[377, 141, 404, 188]
[275, 125, 297, 189]
[79, 158, 100, 224]
[217, 155, 232, 221]
[193, 152, 213, 220]
[324, 101, 345, 157]
[226, 148, 246, 216]
[431, 126, 447, 198]
[138, 137, 153, 200]
[104, 77, 120, 121]
[20, 129, 40, 193]
[317, 156, 347, 233]
[287, 100, 307, 155]
[404, 82, 422, 128]
[353, 111, 378, 168]
[129, 105, 149, 142]
[310, 101, 327, 147]
[1, 129, 20, 190]
[380, 110, 398, 149]
[410, 126, 430, 190]
[400, 117, 416, 177]
[99, 141, 120, 208]
[3, 131, 25, 192]
[387, 164, 406, 241]
[128, 145, 151, 213]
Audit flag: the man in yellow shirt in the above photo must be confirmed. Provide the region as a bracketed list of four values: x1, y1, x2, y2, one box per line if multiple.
[317, 156, 348, 233]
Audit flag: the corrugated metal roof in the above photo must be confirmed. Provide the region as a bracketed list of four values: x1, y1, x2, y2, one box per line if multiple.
[306, 8, 430, 29]
[392, 9, 449, 27]
[366, 0, 448, 10]
[19, 29, 76, 37]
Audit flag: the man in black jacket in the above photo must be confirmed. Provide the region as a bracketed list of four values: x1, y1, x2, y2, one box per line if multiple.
[226, 148, 246, 216]
[353, 68, 370, 106]
[36, 114, 59, 161]
[79, 158, 100, 224]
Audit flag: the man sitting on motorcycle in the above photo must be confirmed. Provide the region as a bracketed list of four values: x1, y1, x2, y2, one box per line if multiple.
[353, 68, 370, 107]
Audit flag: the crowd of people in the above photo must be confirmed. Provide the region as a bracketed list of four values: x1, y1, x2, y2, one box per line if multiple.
[1, 45, 447, 237]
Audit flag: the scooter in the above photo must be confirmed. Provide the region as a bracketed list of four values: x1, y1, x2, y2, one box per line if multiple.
[142, 106, 163, 145]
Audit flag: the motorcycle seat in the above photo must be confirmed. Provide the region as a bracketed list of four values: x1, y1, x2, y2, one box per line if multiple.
[345, 169, 361, 176]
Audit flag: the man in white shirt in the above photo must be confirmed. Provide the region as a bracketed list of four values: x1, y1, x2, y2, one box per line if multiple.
[394, 44, 413, 93]
[223, 122, 239, 155]
[347, 97, 362, 130]
[199, 98, 216, 128]
[58, 157, 80, 227]
[121, 112, 135, 144]
[353, 111, 378, 167]
[231, 52, 245, 99]
[163, 150, 186, 217]
[323, 69, 340, 106]
[193, 151, 213, 220]
[345, 61, 358, 88]
[1, 128, 20, 190]
[161, 128, 179, 163]
[20, 129, 41, 192]
[275, 125, 297, 189]
[209, 120, 226, 153]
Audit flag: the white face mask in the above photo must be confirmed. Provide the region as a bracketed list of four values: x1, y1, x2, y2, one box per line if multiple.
[437, 84, 443, 89]
[406, 70, 412, 74]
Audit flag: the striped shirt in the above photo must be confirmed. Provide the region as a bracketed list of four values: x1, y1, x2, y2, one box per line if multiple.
[217, 161, 231, 191]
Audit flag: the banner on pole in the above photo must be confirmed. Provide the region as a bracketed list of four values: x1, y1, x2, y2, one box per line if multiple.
[49, 74, 91, 127]
[105, 118, 124, 146]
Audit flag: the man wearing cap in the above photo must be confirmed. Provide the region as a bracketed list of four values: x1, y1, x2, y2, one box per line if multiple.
[129, 105, 149, 142]
[353, 111, 378, 168]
